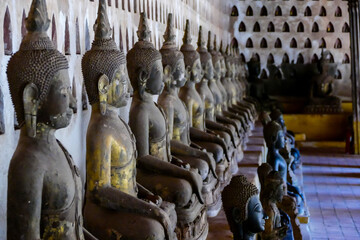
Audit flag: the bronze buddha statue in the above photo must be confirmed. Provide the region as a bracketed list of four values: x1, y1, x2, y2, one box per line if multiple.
[128, 12, 208, 239]
[158, 14, 222, 217]
[178, 20, 233, 191]
[6, 0, 84, 239]
[222, 175, 266, 240]
[82, 2, 176, 239]
[260, 171, 289, 240]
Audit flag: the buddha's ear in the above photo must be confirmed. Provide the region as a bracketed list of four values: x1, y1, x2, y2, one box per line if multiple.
[98, 74, 109, 115]
[138, 69, 149, 99]
[23, 83, 39, 138]
[232, 207, 242, 224]
[185, 65, 191, 80]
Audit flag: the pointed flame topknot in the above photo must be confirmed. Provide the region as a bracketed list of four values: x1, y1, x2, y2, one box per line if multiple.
[137, 12, 151, 41]
[26, 0, 51, 33]
[94, 0, 112, 40]
[219, 40, 224, 53]
[207, 31, 213, 51]
[225, 44, 230, 55]
[163, 13, 176, 45]
[213, 35, 218, 52]
[197, 26, 206, 49]
[182, 19, 192, 45]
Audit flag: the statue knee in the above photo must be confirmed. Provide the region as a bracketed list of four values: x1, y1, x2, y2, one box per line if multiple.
[173, 179, 193, 208]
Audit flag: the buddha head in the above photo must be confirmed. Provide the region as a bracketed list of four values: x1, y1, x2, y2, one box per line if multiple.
[257, 163, 273, 188]
[270, 108, 285, 129]
[263, 171, 286, 203]
[222, 175, 266, 239]
[160, 14, 186, 90]
[263, 121, 285, 150]
[224, 45, 235, 79]
[260, 111, 271, 127]
[7, 0, 75, 137]
[207, 32, 221, 81]
[127, 12, 163, 98]
[180, 20, 202, 84]
[197, 26, 214, 80]
[82, 0, 130, 115]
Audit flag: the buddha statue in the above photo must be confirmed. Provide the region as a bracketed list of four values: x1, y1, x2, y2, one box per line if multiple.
[158, 14, 222, 217]
[222, 175, 267, 240]
[128, 12, 208, 239]
[82, 2, 176, 239]
[260, 171, 289, 240]
[179, 20, 233, 190]
[6, 0, 85, 239]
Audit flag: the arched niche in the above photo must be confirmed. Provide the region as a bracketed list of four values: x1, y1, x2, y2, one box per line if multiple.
[240, 53, 246, 63]
[282, 22, 290, 32]
[4, 6, 12, 55]
[319, 38, 326, 48]
[311, 54, 319, 63]
[108, 0, 112, 6]
[115, 0, 119, 8]
[304, 38, 312, 48]
[296, 54, 304, 64]
[155, 0, 158, 21]
[342, 22, 350, 33]
[133, 0, 137, 13]
[246, 38, 253, 48]
[282, 53, 290, 64]
[147, 0, 150, 19]
[275, 38, 282, 48]
[290, 38, 297, 48]
[231, 38, 239, 49]
[253, 22, 260, 32]
[267, 53, 275, 64]
[85, 19, 91, 51]
[239, 22, 246, 32]
[82, 82, 88, 111]
[122, 0, 125, 10]
[335, 7, 342, 17]
[312, 22, 319, 32]
[319, 6, 326, 16]
[65, 17, 71, 55]
[21, 9, 27, 39]
[231, 6, 239, 16]
[72, 77, 77, 114]
[119, 26, 123, 51]
[260, 6, 268, 16]
[304, 6, 312, 16]
[328, 53, 334, 63]
[260, 38, 268, 48]
[76, 18, 81, 55]
[327, 22, 334, 32]
[275, 6, 282, 16]
[246, 6, 253, 16]
[335, 70, 342, 79]
[268, 22, 275, 32]
[297, 22, 304, 32]
[343, 53, 350, 64]
[334, 38, 342, 49]
[290, 6, 297, 16]
[260, 69, 268, 79]
[51, 14, 57, 49]
[253, 53, 260, 62]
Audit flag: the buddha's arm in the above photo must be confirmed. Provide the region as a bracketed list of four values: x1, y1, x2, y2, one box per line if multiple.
[137, 154, 204, 204]
[189, 127, 229, 160]
[215, 115, 241, 137]
[170, 139, 217, 177]
[205, 119, 236, 147]
[7, 161, 43, 240]
[129, 111, 150, 157]
[160, 104, 174, 140]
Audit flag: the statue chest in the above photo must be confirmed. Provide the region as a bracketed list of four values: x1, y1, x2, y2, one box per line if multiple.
[173, 99, 189, 141]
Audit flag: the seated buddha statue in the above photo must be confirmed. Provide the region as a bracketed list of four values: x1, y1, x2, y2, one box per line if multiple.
[158, 14, 222, 217]
[179, 20, 234, 190]
[128, 12, 208, 239]
[82, 2, 176, 239]
[6, 0, 85, 239]
[222, 175, 267, 240]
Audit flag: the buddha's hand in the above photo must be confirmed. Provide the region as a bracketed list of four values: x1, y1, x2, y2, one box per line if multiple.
[171, 157, 190, 169]
[153, 208, 174, 240]
[144, 194, 163, 206]
[277, 225, 288, 238]
[201, 152, 217, 178]
[186, 170, 205, 204]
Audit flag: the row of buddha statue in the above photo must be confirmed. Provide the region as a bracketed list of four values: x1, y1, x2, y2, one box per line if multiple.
[6, 0, 258, 239]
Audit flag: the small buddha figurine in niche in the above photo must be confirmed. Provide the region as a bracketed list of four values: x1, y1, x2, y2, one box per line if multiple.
[82, 2, 176, 239]
[128, 12, 208, 239]
[6, 0, 84, 239]
[179, 20, 233, 190]
[158, 13, 222, 216]
[222, 175, 267, 240]
[260, 171, 289, 240]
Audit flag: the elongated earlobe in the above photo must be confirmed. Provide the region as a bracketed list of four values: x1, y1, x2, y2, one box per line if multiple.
[23, 83, 39, 137]
[98, 74, 109, 115]
[138, 70, 148, 100]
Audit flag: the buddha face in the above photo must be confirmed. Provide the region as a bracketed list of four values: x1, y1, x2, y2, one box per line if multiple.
[275, 130, 286, 149]
[191, 58, 202, 83]
[109, 64, 132, 108]
[213, 61, 221, 80]
[146, 59, 164, 95]
[245, 195, 266, 233]
[203, 60, 214, 80]
[38, 69, 76, 129]
[173, 59, 186, 88]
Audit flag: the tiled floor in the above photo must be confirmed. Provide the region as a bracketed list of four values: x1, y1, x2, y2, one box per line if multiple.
[302, 148, 360, 240]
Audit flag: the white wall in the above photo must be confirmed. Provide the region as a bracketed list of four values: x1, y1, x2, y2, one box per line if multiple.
[0, 0, 232, 238]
